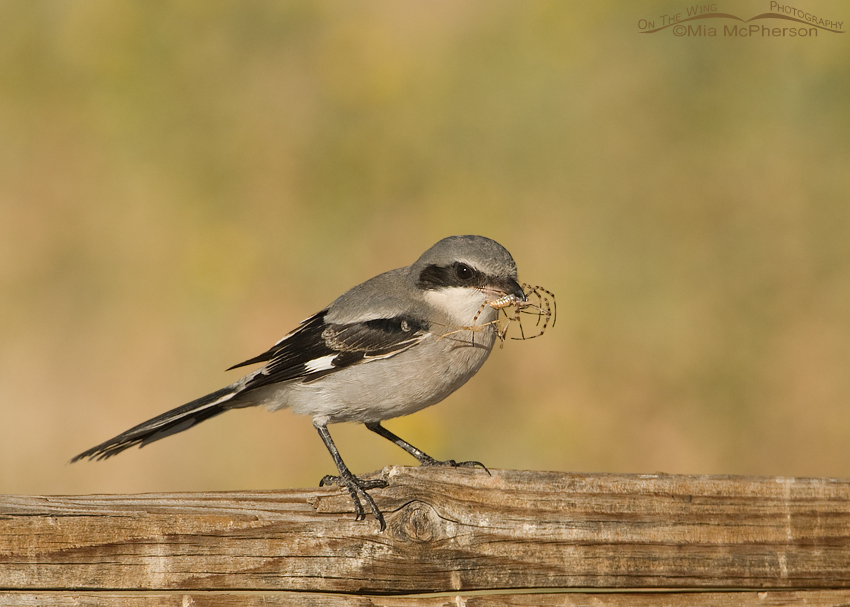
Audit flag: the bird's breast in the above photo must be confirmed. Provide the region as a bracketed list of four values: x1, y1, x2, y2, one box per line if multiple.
[281, 329, 496, 424]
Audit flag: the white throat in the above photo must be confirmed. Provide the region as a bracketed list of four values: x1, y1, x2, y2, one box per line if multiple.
[423, 286, 496, 326]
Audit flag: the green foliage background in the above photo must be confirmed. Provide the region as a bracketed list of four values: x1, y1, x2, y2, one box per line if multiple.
[2, 1, 849, 494]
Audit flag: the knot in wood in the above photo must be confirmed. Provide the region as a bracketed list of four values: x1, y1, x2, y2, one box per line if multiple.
[393, 501, 444, 542]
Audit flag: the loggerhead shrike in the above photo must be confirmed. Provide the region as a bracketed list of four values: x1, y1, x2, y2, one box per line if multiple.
[73, 235, 531, 530]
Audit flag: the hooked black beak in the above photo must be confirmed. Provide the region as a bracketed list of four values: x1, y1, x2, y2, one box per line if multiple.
[498, 276, 526, 302]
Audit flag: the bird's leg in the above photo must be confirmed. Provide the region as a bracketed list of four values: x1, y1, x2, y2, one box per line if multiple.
[315, 423, 388, 530]
[365, 422, 490, 474]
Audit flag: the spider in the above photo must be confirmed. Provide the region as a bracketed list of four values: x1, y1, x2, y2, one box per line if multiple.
[476, 283, 556, 347]
[438, 283, 556, 348]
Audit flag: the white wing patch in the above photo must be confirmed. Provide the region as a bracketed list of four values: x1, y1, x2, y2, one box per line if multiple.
[304, 354, 338, 373]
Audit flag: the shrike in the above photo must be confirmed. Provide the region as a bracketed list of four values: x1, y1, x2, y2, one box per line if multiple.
[74, 235, 533, 530]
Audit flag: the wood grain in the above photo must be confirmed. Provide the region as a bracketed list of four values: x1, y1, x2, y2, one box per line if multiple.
[4, 591, 850, 606]
[2, 468, 849, 594]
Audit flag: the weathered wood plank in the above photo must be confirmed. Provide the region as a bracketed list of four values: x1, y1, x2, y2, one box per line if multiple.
[2, 468, 849, 593]
[4, 592, 850, 607]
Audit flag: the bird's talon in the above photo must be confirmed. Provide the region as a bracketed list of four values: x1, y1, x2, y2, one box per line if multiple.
[318, 471, 387, 531]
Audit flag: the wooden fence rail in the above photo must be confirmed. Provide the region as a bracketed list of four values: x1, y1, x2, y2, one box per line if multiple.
[2, 467, 850, 605]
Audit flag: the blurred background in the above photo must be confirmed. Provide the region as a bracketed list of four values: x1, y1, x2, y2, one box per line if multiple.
[2, 1, 849, 496]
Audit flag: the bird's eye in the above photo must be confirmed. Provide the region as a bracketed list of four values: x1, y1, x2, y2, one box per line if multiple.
[455, 264, 474, 280]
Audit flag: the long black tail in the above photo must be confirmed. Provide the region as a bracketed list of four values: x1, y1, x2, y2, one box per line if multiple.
[71, 386, 238, 462]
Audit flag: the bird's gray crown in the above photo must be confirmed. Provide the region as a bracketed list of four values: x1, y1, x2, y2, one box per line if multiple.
[414, 235, 516, 276]
[412, 235, 519, 292]
[326, 235, 521, 324]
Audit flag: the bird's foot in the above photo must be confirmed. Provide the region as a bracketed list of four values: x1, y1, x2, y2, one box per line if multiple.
[319, 472, 389, 530]
[418, 455, 491, 476]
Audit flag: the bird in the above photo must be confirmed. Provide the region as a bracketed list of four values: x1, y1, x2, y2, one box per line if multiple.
[73, 235, 529, 530]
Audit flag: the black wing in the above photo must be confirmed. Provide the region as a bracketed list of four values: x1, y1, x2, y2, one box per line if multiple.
[230, 311, 430, 392]
[226, 311, 329, 371]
